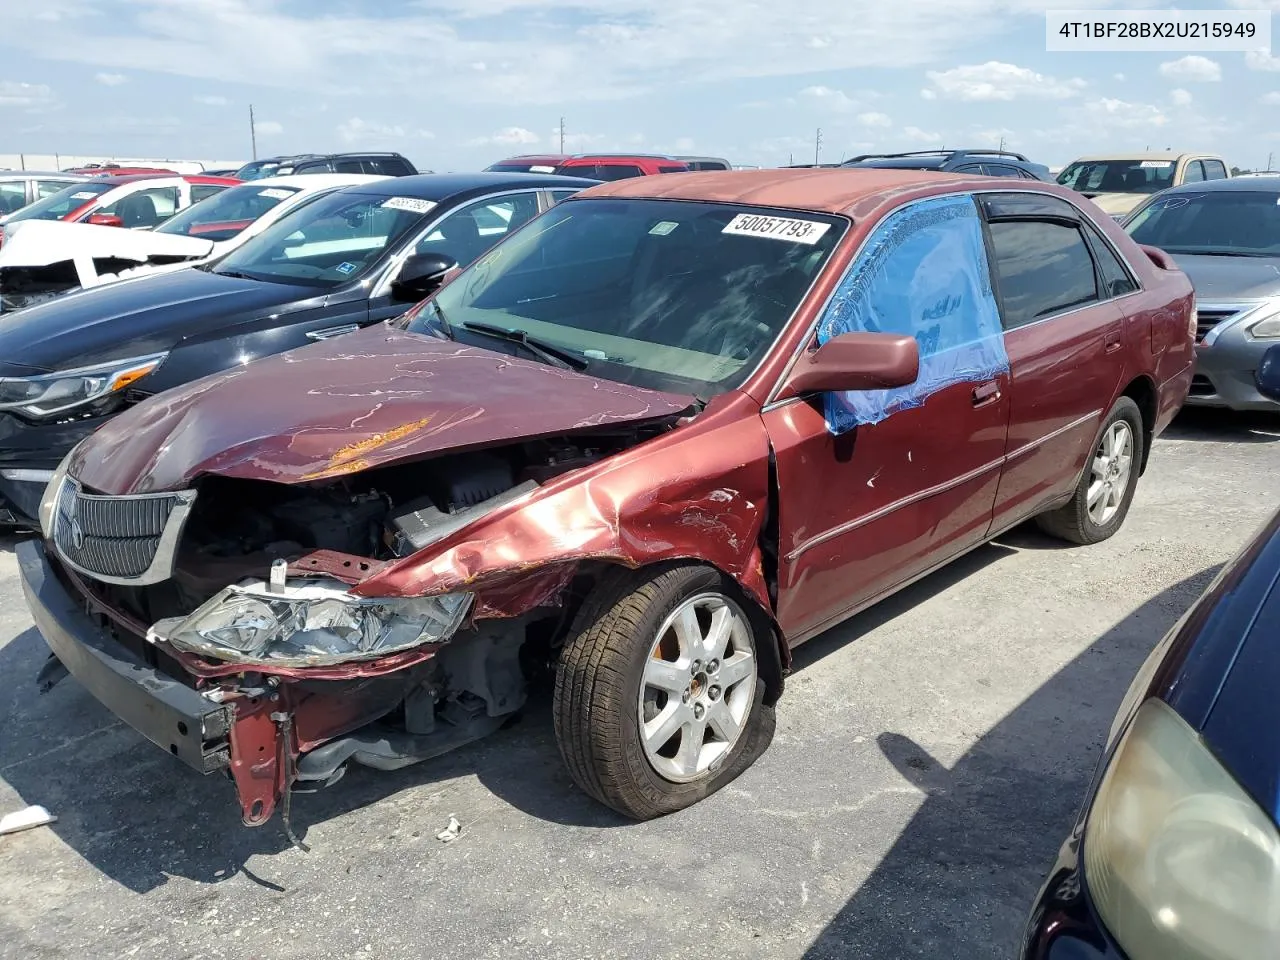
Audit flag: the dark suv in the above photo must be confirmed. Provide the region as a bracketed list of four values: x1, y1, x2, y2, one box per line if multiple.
[842, 150, 1052, 181]
[234, 152, 419, 180]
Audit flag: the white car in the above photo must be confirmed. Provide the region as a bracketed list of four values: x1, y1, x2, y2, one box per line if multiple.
[0, 174, 387, 311]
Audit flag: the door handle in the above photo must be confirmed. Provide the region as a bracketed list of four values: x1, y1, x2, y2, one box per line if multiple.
[1104, 338, 1122, 355]
[972, 380, 1002, 407]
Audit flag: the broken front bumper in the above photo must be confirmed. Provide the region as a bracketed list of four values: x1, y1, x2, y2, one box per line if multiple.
[17, 538, 233, 773]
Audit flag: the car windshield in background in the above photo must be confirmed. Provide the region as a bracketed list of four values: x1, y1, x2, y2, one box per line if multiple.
[1057, 159, 1176, 195]
[1126, 190, 1280, 257]
[234, 161, 287, 181]
[409, 198, 845, 397]
[208, 189, 430, 288]
[5, 182, 112, 222]
[156, 183, 301, 241]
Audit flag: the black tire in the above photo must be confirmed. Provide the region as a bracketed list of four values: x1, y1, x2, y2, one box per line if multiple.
[553, 564, 775, 820]
[1036, 396, 1144, 545]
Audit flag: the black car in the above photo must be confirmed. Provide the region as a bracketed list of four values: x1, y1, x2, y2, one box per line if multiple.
[234, 152, 420, 180]
[842, 149, 1052, 181]
[1022, 344, 1280, 960]
[0, 172, 590, 525]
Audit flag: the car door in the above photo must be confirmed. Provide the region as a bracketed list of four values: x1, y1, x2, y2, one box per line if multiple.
[362, 189, 545, 327]
[763, 192, 1013, 643]
[979, 192, 1129, 532]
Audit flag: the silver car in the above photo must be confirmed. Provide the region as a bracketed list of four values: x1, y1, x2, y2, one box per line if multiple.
[1125, 177, 1280, 411]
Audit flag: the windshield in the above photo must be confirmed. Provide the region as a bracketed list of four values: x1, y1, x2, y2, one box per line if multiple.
[156, 183, 301, 240]
[5, 182, 112, 222]
[407, 198, 845, 397]
[1126, 191, 1280, 256]
[209, 189, 430, 287]
[1057, 159, 1176, 195]
[234, 160, 292, 181]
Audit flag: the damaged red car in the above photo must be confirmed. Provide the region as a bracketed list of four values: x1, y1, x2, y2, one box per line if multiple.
[18, 169, 1195, 831]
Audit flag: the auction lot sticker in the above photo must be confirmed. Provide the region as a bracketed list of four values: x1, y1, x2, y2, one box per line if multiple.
[722, 213, 831, 245]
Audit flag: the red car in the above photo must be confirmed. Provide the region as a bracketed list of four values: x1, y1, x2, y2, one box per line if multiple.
[486, 153, 690, 180]
[1, 174, 240, 232]
[19, 169, 1193, 834]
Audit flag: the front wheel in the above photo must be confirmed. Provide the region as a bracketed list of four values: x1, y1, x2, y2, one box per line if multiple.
[1036, 396, 1144, 545]
[553, 565, 775, 820]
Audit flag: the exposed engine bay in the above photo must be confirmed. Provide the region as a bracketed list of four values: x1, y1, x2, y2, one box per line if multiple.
[65, 423, 676, 833]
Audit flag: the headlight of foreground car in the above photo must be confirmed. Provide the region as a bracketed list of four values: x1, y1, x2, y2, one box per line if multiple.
[149, 578, 473, 667]
[0, 352, 166, 418]
[1084, 699, 1280, 960]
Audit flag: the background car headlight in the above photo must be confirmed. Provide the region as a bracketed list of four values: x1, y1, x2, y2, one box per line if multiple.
[1084, 699, 1280, 960]
[1250, 313, 1280, 339]
[0, 352, 166, 418]
[150, 577, 472, 667]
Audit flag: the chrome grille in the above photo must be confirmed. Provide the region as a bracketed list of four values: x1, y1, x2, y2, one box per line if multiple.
[51, 478, 195, 585]
[1195, 309, 1238, 343]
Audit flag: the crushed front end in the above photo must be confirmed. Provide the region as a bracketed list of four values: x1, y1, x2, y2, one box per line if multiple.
[20, 430, 664, 831]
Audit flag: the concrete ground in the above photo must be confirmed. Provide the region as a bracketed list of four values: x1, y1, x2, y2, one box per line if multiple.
[1, 408, 1277, 960]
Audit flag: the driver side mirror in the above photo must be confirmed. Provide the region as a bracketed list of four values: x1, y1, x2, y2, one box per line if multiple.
[391, 253, 458, 303]
[87, 213, 125, 228]
[1258, 344, 1280, 402]
[783, 332, 920, 397]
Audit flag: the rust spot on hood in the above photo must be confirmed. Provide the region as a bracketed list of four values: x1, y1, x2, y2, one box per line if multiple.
[298, 416, 434, 480]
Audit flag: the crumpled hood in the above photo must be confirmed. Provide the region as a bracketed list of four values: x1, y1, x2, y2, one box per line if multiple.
[1085, 192, 1144, 217]
[0, 219, 213, 270]
[1169, 253, 1280, 302]
[72, 324, 697, 495]
[0, 267, 318, 371]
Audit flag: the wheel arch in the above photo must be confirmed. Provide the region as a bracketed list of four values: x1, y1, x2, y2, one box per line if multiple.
[1120, 374, 1158, 474]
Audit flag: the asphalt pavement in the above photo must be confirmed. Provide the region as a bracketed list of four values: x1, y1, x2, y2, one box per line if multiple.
[1, 408, 1277, 960]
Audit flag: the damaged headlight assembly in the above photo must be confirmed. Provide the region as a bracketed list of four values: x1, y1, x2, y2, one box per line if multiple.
[149, 576, 473, 668]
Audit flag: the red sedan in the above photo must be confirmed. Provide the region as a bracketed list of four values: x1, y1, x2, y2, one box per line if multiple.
[19, 168, 1194, 832]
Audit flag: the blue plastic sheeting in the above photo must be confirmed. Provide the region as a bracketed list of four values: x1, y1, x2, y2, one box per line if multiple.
[816, 193, 1009, 433]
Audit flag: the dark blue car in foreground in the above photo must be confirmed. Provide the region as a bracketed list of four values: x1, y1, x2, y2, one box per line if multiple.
[1022, 345, 1280, 960]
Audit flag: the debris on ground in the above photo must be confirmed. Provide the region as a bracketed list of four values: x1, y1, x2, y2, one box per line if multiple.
[435, 815, 462, 843]
[0, 805, 56, 836]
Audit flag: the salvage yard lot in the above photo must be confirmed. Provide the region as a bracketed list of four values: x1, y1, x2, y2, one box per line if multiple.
[1, 409, 1278, 960]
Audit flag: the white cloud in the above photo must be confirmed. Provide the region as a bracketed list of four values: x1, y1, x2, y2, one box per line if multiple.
[799, 85, 859, 111]
[1158, 55, 1221, 82]
[468, 125, 539, 146]
[1246, 50, 1280, 71]
[253, 119, 283, 136]
[673, 136, 695, 151]
[0, 80, 57, 111]
[924, 61, 1086, 101]
[95, 72, 126, 86]
[194, 94, 228, 106]
[339, 116, 433, 144]
[919, 88, 936, 100]
[1113, 72, 1125, 81]
[1080, 97, 1169, 129]
[857, 111, 892, 128]
[1262, 91, 1280, 104]
[901, 125, 940, 143]
[1170, 88, 1192, 107]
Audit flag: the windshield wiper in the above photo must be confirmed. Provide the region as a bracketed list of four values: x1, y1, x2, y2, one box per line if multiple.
[1160, 247, 1278, 258]
[428, 300, 455, 339]
[212, 269, 260, 281]
[459, 321, 589, 370]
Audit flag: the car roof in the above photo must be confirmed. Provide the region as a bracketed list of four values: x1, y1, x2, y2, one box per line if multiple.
[1159, 175, 1280, 194]
[342, 171, 594, 199]
[0, 171, 86, 179]
[247, 173, 389, 190]
[574, 167, 1075, 216]
[1069, 152, 1221, 162]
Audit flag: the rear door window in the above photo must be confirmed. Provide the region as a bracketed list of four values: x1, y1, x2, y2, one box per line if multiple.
[981, 163, 1022, 178]
[953, 164, 984, 174]
[334, 159, 365, 174]
[987, 219, 1099, 328]
[35, 180, 73, 199]
[189, 184, 226, 204]
[593, 164, 645, 181]
[1202, 159, 1228, 180]
[0, 181, 28, 215]
[415, 192, 542, 266]
[97, 186, 181, 227]
[366, 157, 413, 176]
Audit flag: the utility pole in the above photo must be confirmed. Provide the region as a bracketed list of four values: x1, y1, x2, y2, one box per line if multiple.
[814, 128, 823, 166]
[249, 104, 258, 160]
[558, 117, 565, 153]
[1268, 151, 1274, 171]
[998, 135, 1005, 152]
[788, 152, 794, 166]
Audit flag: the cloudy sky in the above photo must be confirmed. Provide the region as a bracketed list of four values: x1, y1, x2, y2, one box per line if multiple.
[1, 0, 1278, 170]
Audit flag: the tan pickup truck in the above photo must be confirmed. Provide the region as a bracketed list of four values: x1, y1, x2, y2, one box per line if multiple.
[1055, 152, 1230, 219]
